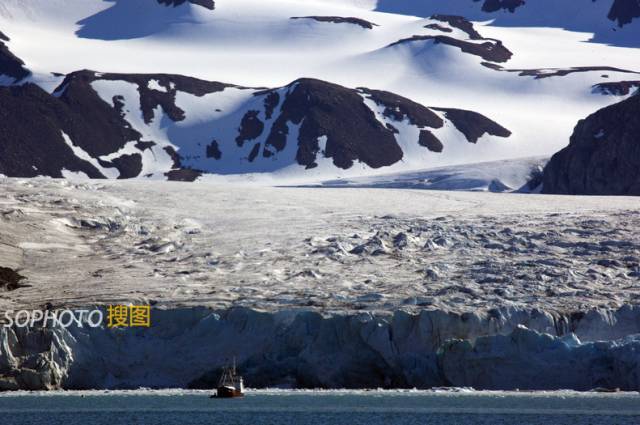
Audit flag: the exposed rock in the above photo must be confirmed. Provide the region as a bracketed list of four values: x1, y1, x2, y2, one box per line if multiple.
[424, 23, 453, 33]
[433, 108, 512, 143]
[514, 66, 638, 80]
[430, 15, 482, 39]
[265, 79, 404, 169]
[543, 94, 640, 195]
[165, 169, 202, 182]
[53, 71, 148, 157]
[418, 130, 444, 152]
[608, 0, 640, 27]
[206, 140, 222, 159]
[480, 0, 525, 13]
[0, 83, 107, 178]
[361, 88, 444, 129]
[0, 267, 24, 291]
[247, 142, 261, 162]
[263, 91, 280, 119]
[476, 0, 640, 29]
[0, 30, 30, 83]
[157, 0, 215, 10]
[290, 16, 377, 30]
[593, 80, 640, 96]
[235, 110, 264, 147]
[57, 71, 233, 125]
[0, 70, 233, 178]
[394, 14, 512, 63]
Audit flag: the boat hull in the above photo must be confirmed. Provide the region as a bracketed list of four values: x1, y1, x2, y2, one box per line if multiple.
[214, 386, 244, 398]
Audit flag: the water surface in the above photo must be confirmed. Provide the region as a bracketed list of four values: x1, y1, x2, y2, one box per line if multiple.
[0, 390, 638, 424]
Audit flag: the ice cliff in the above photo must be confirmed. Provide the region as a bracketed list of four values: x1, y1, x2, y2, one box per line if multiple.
[1, 305, 640, 391]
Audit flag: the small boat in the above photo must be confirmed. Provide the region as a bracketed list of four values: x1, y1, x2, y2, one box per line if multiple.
[211, 359, 244, 398]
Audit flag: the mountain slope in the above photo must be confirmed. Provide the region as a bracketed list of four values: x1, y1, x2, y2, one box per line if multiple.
[0, 70, 511, 180]
[0, 0, 638, 181]
[543, 93, 640, 195]
[0, 83, 108, 178]
[0, 30, 29, 84]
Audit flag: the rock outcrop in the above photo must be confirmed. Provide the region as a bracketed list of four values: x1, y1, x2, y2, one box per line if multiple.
[478, 0, 525, 13]
[543, 94, 640, 195]
[0, 267, 24, 291]
[1, 305, 640, 391]
[157, 0, 215, 10]
[608, 0, 640, 27]
[290, 16, 377, 30]
[0, 30, 30, 84]
[0, 83, 114, 178]
[391, 15, 513, 63]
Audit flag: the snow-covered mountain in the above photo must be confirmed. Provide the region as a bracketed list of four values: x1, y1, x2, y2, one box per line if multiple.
[376, 0, 640, 46]
[0, 0, 639, 181]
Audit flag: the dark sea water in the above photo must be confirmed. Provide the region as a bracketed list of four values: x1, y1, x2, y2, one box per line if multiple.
[0, 390, 639, 425]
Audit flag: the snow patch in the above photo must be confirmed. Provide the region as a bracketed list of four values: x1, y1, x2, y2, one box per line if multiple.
[61, 131, 120, 179]
[61, 169, 90, 180]
[147, 79, 168, 93]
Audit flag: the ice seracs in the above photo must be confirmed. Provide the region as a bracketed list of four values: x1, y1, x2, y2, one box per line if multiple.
[0, 30, 29, 85]
[0, 71, 513, 180]
[3, 305, 640, 391]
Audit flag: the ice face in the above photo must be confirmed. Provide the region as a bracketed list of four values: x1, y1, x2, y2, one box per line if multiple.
[2, 305, 640, 391]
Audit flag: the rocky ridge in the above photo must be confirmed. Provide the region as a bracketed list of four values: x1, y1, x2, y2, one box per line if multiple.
[543, 93, 640, 195]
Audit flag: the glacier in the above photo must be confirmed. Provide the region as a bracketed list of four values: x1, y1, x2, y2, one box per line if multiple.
[1, 305, 640, 391]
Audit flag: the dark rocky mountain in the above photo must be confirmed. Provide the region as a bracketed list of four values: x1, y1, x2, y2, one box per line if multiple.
[157, 0, 215, 10]
[432, 108, 512, 143]
[262, 82, 504, 170]
[0, 70, 510, 180]
[0, 266, 25, 291]
[608, 0, 640, 27]
[259, 80, 408, 170]
[477, 0, 526, 13]
[55, 70, 234, 124]
[430, 15, 484, 39]
[0, 83, 110, 178]
[543, 93, 640, 195]
[0, 70, 233, 179]
[0, 30, 30, 83]
[200, 79, 508, 172]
